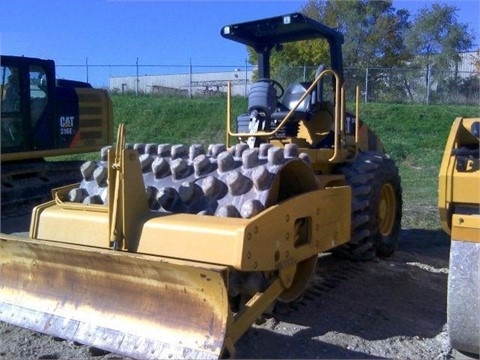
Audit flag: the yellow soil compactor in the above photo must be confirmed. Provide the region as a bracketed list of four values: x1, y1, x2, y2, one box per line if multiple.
[438, 117, 480, 357]
[0, 13, 402, 358]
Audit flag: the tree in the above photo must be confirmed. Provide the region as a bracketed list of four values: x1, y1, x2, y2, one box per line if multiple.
[248, 1, 410, 66]
[405, 3, 475, 69]
[318, 0, 411, 68]
[247, 0, 410, 85]
[245, 0, 477, 104]
[246, 15, 330, 83]
[405, 3, 476, 103]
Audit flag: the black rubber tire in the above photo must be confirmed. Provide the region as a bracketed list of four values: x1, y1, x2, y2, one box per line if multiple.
[335, 151, 402, 261]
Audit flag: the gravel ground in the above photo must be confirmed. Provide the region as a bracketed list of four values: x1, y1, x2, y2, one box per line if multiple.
[0, 208, 455, 359]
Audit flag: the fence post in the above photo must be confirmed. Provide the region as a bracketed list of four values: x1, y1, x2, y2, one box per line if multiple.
[136, 57, 139, 96]
[85, 57, 89, 83]
[189, 59, 193, 99]
[425, 63, 430, 105]
[245, 59, 248, 98]
[364, 67, 369, 102]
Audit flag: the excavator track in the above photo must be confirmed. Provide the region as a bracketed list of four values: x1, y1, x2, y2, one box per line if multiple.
[1, 160, 84, 210]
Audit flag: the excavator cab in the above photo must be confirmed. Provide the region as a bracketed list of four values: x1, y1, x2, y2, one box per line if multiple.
[1, 56, 55, 152]
[1, 55, 113, 210]
[0, 55, 112, 162]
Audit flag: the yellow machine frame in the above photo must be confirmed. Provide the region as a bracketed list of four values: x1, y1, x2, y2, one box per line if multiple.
[438, 116, 480, 356]
[2, 124, 352, 358]
[438, 117, 480, 242]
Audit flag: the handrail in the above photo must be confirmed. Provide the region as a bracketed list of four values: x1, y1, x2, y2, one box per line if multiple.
[227, 82, 231, 148]
[226, 69, 352, 162]
[329, 85, 344, 162]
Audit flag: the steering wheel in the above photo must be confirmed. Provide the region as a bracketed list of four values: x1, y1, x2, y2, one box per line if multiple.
[257, 78, 285, 99]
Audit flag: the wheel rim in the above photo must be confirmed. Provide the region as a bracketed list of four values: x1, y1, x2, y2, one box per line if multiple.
[272, 159, 318, 302]
[378, 183, 396, 237]
[278, 255, 317, 303]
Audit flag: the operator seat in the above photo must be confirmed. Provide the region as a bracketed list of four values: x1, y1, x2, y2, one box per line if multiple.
[271, 64, 335, 148]
[271, 64, 328, 123]
[236, 64, 333, 146]
[271, 82, 311, 123]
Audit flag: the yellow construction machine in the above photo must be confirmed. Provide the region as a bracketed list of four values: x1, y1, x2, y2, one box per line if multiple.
[1, 55, 113, 209]
[0, 13, 402, 358]
[438, 117, 480, 357]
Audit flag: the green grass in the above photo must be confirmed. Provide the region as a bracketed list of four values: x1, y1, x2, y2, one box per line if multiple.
[111, 94, 247, 145]
[358, 103, 479, 229]
[54, 95, 480, 230]
[359, 103, 479, 167]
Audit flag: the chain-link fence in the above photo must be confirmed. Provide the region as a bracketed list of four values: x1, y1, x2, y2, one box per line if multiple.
[56, 61, 253, 98]
[273, 65, 479, 105]
[56, 61, 479, 105]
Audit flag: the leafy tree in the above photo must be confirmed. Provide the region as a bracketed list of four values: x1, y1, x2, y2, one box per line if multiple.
[248, 0, 410, 72]
[247, 23, 330, 83]
[318, 0, 411, 68]
[404, 3, 476, 103]
[405, 3, 475, 69]
[245, 0, 477, 104]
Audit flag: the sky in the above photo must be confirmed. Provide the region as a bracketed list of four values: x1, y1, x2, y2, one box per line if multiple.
[1, 0, 479, 87]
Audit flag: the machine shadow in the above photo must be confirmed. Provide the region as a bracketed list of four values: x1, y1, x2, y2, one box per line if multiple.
[235, 228, 450, 358]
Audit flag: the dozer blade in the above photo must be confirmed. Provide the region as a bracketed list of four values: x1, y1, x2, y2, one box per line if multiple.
[0, 234, 229, 359]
